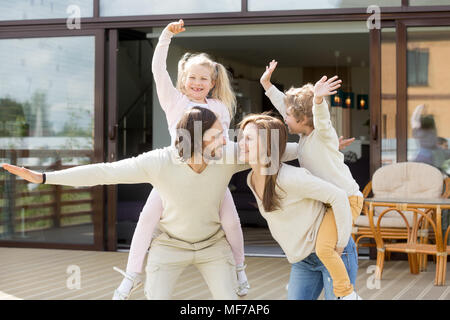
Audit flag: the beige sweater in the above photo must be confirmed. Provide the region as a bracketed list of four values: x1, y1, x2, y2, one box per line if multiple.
[247, 163, 352, 262]
[45, 143, 299, 246]
[46, 146, 249, 245]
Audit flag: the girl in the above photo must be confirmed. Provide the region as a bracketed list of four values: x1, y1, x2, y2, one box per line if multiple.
[238, 114, 360, 300]
[113, 19, 249, 299]
[259, 60, 363, 299]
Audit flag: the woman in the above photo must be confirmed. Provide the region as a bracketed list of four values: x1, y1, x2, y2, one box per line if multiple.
[237, 113, 360, 300]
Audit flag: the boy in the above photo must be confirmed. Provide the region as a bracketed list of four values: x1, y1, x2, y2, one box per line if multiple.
[260, 60, 363, 300]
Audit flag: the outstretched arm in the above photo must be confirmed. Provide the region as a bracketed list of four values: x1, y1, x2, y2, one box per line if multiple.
[2, 164, 43, 183]
[151, 19, 185, 114]
[2, 151, 160, 187]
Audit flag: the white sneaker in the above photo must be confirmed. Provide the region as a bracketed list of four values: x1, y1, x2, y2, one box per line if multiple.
[237, 280, 250, 296]
[236, 264, 250, 297]
[236, 281, 250, 297]
[112, 267, 143, 300]
[338, 291, 363, 300]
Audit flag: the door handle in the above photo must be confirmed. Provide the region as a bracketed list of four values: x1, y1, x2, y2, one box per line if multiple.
[371, 124, 378, 141]
[108, 124, 118, 140]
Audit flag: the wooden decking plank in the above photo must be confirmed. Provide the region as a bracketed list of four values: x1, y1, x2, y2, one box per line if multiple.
[0, 248, 448, 300]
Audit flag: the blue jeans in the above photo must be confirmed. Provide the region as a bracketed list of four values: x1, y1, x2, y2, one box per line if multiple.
[287, 237, 358, 300]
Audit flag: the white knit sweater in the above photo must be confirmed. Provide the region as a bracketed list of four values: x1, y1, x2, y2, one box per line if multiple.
[247, 163, 352, 262]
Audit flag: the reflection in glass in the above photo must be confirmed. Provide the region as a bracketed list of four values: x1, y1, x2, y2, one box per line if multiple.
[409, 0, 450, 6]
[248, 0, 400, 11]
[0, 0, 93, 21]
[100, 0, 240, 16]
[381, 28, 397, 166]
[407, 27, 450, 176]
[0, 36, 96, 244]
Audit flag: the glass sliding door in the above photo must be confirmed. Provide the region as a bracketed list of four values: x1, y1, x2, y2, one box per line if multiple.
[406, 26, 450, 175]
[0, 31, 104, 249]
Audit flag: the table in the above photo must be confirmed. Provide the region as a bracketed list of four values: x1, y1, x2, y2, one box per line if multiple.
[364, 197, 450, 285]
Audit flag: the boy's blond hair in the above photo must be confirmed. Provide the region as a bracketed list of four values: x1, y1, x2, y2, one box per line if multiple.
[284, 83, 315, 128]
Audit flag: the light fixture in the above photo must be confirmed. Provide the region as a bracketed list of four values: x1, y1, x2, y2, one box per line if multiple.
[359, 98, 366, 108]
[343, 56, 353, 109]
[334, 95, 341, 105]
[332, 51, 342, 107]
[345, 96, 352, 108]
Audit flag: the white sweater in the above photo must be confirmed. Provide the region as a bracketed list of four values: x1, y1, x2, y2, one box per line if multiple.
[247, 163, 352, 262]
[265, 85, 361, 197]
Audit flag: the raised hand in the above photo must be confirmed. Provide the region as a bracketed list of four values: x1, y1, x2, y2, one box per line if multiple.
[260, 60, 278, 91]
[314, 75, 342, 104]
[411, 104, 426, 129]
[167, 19, 186, 35]
[1, 163, 43, 184]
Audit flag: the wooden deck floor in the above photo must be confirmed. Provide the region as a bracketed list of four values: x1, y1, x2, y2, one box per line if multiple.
[0, 247, 448, 300]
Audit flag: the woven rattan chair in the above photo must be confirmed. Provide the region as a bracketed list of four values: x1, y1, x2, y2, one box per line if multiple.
[352, 163, 449, 280]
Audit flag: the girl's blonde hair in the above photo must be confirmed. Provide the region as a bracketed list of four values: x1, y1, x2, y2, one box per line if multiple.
[176, 52, 236, 119]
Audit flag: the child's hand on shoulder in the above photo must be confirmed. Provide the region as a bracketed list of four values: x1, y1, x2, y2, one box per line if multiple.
[338, 136, 355, 150]
[167, 19, 186, 35]
[314, 75, 342, 104]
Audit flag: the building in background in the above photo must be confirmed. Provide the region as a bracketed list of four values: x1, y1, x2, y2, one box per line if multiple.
[0, 0, 449, 252]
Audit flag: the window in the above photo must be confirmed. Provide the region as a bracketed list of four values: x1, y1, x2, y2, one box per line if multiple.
[0, 0, 93, 21]
[100, 0, 240, 17]
[248, 0, 401, 11]
[407, 49, 429, 86]
[409, 0, 450, 6]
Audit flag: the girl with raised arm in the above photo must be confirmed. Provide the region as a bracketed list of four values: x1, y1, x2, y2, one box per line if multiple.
[111, 19, 249, 299]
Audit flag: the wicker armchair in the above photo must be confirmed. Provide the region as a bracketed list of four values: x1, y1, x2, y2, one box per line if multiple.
[352, 163, 449, 273]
